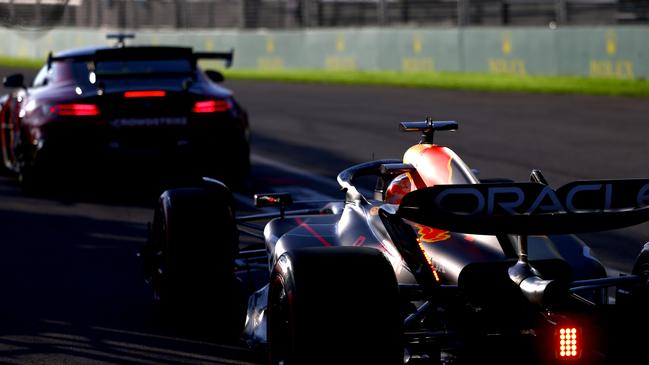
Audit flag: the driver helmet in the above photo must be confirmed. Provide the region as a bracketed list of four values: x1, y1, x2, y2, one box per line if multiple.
[385, 173, 415, 204]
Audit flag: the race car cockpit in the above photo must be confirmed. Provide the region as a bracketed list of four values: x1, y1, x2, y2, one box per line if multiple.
[385, 119, 478, 204]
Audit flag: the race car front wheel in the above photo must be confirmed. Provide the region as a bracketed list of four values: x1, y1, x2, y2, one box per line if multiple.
[146, 184, 245, 338]
[267, 246, 403, 365]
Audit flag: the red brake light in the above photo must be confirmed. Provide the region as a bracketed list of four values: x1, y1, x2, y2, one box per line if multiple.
[124, 90, 166, 98]
[50, 104, 100, 116]
[192, 100, 232, 113]
[556, 327, 581, 360]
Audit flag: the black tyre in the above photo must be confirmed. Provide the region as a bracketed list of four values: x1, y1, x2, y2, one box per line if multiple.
[146, 183, 244, 336]
[603, 242, 649, 365]
[17, 156, 46, 194]
[267, 246, 403, 365]
[15, 137, 43, 193]
[627, 242, 649, 306]
[632, 243, 649, 280]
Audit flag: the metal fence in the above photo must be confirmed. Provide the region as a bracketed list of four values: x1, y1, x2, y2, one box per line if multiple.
[0, 0, 647, 30]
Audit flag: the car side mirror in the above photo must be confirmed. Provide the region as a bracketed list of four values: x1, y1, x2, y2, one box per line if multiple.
[204, 70, 225, 83]
[3, 73, 25, 89]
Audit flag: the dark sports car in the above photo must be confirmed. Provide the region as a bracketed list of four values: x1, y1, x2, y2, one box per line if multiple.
[0, 34, 250, 190]
[141, 119, 649, 365]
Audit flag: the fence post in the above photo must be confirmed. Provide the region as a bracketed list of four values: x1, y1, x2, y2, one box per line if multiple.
[302, 0, 311, 27]
[501, 1, 510, 24]
[378, 0, 387, 25]
[457, 0, 470, 26]
[401, 0, 409, 23]
[96, 0, 103, 28]
[555, 0, 568, 24]
[208, 0, 215, 28]
[8, 0, 15, 23]
[118, 0, 126, 29]
[174, 0, 184, 28]
[241, 0, 262, 29]
[239, 0, 246, 28]
[34, 0, 42, 27]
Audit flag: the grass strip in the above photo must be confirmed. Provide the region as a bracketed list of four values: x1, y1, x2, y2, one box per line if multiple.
[223, 69, 649, 98]
[1, 56, 646, 97]
[0, 56, 44, 70]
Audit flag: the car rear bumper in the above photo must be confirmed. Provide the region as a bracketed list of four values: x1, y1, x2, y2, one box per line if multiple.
[30, 119, 250, 183]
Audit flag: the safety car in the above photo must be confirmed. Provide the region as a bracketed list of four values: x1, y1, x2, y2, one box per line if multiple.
[0, 33, 250, 190]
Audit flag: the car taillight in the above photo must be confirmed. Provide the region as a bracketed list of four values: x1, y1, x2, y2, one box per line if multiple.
[556, 327, 581, 360]
[192, 100, 232, 113]
[50, 104, 100, 116]
[123, 90, 166, 98]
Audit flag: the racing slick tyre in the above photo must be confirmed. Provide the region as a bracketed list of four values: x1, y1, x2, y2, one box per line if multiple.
[631, 242, 649, 295]
[17, 156, 46, 195]
[17, 163, 38, 193]
[145, 183, 244, 338]
[602, 242, 649, 365]
[267, 247, 402, 365]
[15, 138, 46, 194]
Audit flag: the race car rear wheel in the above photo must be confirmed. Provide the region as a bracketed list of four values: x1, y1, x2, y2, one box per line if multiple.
[599, 243, 649, 365]
[267, 246, 403, 365]
[146, 183, 244, 337]
[15, 137, 45, 193]
[632, 243, 649, 285]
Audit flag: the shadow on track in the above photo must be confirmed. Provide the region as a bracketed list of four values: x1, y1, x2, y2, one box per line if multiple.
[0, 173, 264, 364]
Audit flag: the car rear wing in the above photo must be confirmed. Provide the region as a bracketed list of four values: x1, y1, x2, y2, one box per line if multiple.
[47, 47, 234, 69]
[194, 51, 234, 68]
[397, 179, 649, 235]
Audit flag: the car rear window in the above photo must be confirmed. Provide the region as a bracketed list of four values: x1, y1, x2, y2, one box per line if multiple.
[32, 61, 89, 87]
[94, 59, 193, 76]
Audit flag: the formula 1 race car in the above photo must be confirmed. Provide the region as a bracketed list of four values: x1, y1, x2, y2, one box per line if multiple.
[141, 120, 649, 365]
[0, 33, 250, 190]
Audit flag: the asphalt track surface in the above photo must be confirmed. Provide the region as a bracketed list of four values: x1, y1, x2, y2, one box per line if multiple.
[234, 79, 649, 272]
[0, 66, 648, 364]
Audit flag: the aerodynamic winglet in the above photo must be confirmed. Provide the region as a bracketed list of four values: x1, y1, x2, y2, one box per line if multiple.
[400, 118, 458, 144]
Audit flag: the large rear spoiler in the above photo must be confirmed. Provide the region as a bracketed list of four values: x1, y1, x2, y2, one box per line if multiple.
[397, 179, 649, 235]
[47, 47, 234, 69]
[193, 51, 234, 68]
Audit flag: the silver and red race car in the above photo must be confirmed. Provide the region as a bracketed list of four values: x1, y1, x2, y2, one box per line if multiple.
[141, 119, 649, 365]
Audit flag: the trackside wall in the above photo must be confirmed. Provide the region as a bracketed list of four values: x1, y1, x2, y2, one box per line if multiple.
[0, 27, 646, 79]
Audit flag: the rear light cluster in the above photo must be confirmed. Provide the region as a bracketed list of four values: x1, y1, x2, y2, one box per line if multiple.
[49, 95, 230, 117]
[123, 90, 166, 98]
[192, 99, 232, 113]
[557, 327, 581, 359]
[120, 90, 232, 113]
[50, 104, 100, 116]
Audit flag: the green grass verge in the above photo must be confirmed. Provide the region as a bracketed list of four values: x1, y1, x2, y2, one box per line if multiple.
[224, 69, 649, 98]
[0, 56, 44, 70]
[1, 56, 647, 97]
